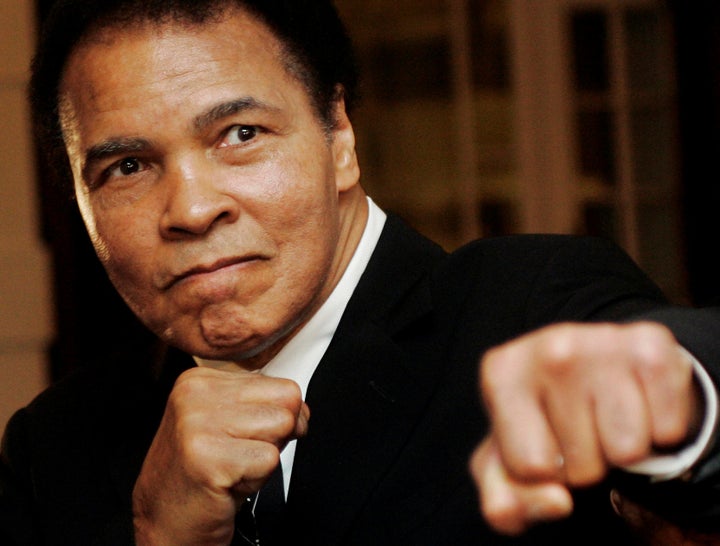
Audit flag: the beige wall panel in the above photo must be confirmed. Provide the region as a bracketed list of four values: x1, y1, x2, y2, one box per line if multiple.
[0, 87, 40, 251]
[0, 0, 50, 437]
[0, 248, 52, 345]
[0, 0, 35, 81]
[0, 349, 48, 435]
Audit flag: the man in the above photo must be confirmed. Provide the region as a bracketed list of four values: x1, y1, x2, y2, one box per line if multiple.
[2, 0, 720, 544]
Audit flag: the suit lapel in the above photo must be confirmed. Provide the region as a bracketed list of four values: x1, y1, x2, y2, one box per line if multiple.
[287, 216, 447, 542]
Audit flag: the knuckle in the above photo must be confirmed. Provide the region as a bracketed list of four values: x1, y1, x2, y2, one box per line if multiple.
[232, 404, 297, 440]
[261, 377, 303, 412]
[482, 497, 524, 536]
[278, 378, 303, 407]
[632, 321, 673, 342]
[560, 443, 606, 487]
[480, 349, 512, 402]
[256, 441, 280, 462]
[511, 457, 555, 482]
[630, 323, 676, 367]
[171, 369, 210, 401]
[655, 417, 689, 447]
[605, 437, 649, 467]
[274, 406, 298, 437]
[565, 461, 605, 488]
[536, 334, 578, 378]
[635, 343, 669, 378]
[184, 432, 212, 461]
[245, 442, 281, 473]
[178, 434, 221, 483]
[469, 448, 485, 479]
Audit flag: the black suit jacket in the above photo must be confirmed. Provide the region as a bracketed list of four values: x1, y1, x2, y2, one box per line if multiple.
[2, 215, 720, 545]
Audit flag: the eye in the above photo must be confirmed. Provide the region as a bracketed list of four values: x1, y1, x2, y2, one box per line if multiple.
[99, 157, 149, 185]
[222, 125, 259, 146]
[118, 158, 142, 176]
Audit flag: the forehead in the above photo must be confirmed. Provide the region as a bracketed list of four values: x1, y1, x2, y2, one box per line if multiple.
[59, 8, 300, 121]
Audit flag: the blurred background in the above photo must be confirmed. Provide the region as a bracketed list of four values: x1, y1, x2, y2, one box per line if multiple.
[2, 0, 719, 433]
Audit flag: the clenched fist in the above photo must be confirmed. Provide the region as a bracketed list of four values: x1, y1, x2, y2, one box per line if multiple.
[470, 322, 700, 535]
[132, 366, 309, 545]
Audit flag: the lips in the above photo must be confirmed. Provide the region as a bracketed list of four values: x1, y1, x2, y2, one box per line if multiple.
[164, 255, 265, 290]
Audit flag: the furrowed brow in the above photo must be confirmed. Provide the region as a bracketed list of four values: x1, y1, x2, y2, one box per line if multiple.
[82, 137, 153, 183]
[193, 97, 280, 133]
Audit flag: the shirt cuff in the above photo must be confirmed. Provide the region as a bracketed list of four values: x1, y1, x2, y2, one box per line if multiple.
[622, 347, 718, 482]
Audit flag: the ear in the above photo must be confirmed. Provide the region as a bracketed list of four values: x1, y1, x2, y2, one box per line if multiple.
[330, 97, 360, 193]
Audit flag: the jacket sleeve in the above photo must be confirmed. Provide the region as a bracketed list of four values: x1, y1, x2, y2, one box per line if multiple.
[1, 409, 40, 545]
[0, 408, 137, 546]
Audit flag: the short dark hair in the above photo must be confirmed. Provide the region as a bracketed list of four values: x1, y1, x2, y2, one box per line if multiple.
[30, 0, 359, 193]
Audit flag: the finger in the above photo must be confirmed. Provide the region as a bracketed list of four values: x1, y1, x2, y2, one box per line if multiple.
[591, 361, 652, 466]
[177, 431, 281, 497]
[225, 396, 309, 445]
[471, 437, 573, 536]
[181, 366, 304, 412]
[630, 325, 695, 447]
[529, 332, 605, 485]
[220, 440, 282, 500]
[544, 396, 605, 486]
[481, 345, 564, 482]
[222, 402, 302, 446]
[169, 369, 305, 448]
[294, 402, 311, 439]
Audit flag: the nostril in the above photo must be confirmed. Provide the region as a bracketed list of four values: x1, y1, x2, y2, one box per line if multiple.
[162, 201, 238, 239]
[160, 174, 240, 238]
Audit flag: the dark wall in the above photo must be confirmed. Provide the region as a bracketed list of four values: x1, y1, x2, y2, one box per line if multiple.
[671, 1, 720, 306]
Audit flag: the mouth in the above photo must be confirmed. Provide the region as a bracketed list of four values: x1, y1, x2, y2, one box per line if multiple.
[164, 255, 265, 290]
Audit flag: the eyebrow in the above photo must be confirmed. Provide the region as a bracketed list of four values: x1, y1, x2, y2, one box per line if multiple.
[80, 97, 280, 183]
[82, 137, 153, 183]
[192, 96, 281, 133]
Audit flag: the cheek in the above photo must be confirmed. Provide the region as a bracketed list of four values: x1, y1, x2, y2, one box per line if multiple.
[242, 154, 340, 242]
[273, 196, 339, 267]
[90, 209, 156, 290]
[74, 187, 153, 309]
[274, 216, 340, 306]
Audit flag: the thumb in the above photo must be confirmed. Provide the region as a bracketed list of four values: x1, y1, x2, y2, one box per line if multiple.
[471, 436, 573, 535]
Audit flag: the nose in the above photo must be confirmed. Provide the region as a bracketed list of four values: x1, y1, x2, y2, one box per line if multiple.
[159, 160, 240, 239]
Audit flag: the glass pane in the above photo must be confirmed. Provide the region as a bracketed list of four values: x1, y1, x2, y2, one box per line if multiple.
[356, 100, 456, 204]
[338, 0, 444, 21]
[577, 110, 615, 184]
[571, 10, 609, 92]
[368, 38, 451, 102]
[624, 8, 664, 92]
[638, 202, 686, 303]
[480, 200, 515, 237]
[631, 107, 675, 191]
[581, 203, 616, 240]
[469, 0, 510, 90]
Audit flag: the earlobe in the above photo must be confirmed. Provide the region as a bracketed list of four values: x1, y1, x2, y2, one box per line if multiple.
[338, 149, 350, 167]
[332, 99, 360, 192]
[334, 139, 360, 193]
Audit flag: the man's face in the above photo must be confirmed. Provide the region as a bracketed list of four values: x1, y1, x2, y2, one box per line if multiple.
[59, 9, 362, 365]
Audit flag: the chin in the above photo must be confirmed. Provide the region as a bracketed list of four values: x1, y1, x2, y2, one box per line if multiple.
[191, 330, 280, 363]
